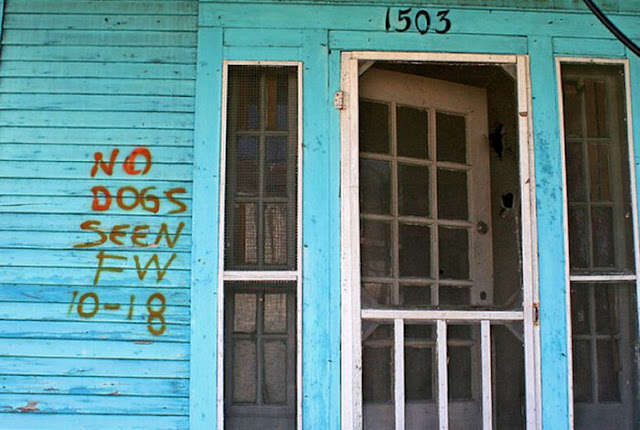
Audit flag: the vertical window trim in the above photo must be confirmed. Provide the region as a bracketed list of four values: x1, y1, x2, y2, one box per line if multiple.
[556, 57, 640, 430]
[339, 51, 540, 430]
[218, 60, 303, 430]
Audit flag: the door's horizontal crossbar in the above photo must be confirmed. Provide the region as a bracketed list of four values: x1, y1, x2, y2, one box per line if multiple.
[361, 309, 524, 321]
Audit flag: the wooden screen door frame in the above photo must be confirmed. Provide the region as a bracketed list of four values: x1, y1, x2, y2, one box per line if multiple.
[339, 51, 541, 429]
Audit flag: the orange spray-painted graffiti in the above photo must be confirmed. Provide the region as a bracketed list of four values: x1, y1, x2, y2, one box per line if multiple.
[70, 147, 187, 336]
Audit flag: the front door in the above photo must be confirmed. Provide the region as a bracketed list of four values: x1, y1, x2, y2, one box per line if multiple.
[341, 53, 538, 430]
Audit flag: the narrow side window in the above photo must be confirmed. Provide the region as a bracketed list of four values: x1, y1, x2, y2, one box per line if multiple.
[561, 63, 639, 429]
[222, 65, 299, 429]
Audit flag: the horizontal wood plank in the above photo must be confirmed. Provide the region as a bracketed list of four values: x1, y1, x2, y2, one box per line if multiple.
[0, 413, 188, 429]
[4, 249, 191, 270]
[0, 393, 188, 415]
[0, 266, 191, 287]
[0, 78, 194, 96]
[0, 94, 194, 113]
[0, 320, 189, 342]
[4, 14, 197, 31]
[0, 232, 192, 252]
[5, 1, 197, 14]
[0, 61, 195, 79]
[0, 160, 192, 180]
[3, 30, 196, 47]
[0, 374, 189, 397]
[0, 111, 193, 129]
[0, 338, 188, 360]
[0, 127, 194, 146]
[0, 284, 189, 304]
[0, 302, 189, 324]
[0, 356, 189, 378]
[0, 213, 192, 232]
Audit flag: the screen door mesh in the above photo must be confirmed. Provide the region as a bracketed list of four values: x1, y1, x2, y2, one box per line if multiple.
[225, 66, 298, 270]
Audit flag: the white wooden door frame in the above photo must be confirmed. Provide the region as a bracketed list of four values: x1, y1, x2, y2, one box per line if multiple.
[339, 51, 541, 429]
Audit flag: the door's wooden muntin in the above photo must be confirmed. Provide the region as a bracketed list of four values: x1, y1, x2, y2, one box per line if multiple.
[340, 51, 540, 429]
[555, 56, 640, 429]
[218, 60, 304, 430]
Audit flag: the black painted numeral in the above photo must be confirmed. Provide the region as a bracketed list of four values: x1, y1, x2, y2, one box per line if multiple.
[385, 8, 451, 35]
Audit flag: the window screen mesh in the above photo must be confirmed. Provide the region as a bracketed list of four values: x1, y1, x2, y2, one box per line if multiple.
[562, 64, 634, 274]
[225, 66, 298, 270]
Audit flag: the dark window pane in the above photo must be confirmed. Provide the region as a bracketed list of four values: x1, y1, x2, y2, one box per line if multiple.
[448, 324, 472, 340]
[405, 346, 433, 400]
[265, 73, 290, 131]
[360, 159, 391, 215]
[437, 169, 468, 220]
[360, 100, 390, 154]
[362, 283, 392, 308]
[566, 141, 586, 202]
[265, 136, 288, 197]
[234, 73, 260, 130]
[236, 137, 259, 196]
[362, 323, 393, 402]
[234, 293, 257, 333]
[398, 164, 429, 216]
[573, 340, 593, 402]
[438, 227, 469, 280]
[562, 81, 583, 138]
[591, 206, 614, 268]
[440, 286, 471, 307]
[264, 294, 287, 333]
[361, 221, 392, 277]
[448, 345, 472, 400]
[597, 339, 620, 401]
[588, 144, 612, 202]
[233, 340, 257, 403]
[233, 203, 258, 265]
[437, 112, 466, 163]
[264, 341, 287, 404]
[400, 285, 431, 308]
[594, 286, 618, 335]
[570, 285, 590, 335]
[399, 224, 430, 278]
[585, 79, 609, 138]
[264, 203, 288, 266]
[397, 105, 428, 159]
[568, 207, 589, 269]
[405, 323, 434, 339]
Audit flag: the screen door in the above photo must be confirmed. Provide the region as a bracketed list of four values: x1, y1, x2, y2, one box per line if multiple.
[341, 54, 538, 430]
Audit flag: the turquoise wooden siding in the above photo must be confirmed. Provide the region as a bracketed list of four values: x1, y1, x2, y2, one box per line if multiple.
[0, 1, 197, 428]
[0, 0, 638, 429]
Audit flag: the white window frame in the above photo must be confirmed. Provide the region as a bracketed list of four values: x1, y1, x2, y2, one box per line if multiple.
[217, 60, 303, 430]
[340, 51, 541, 429]
[556, 57, 640, 429]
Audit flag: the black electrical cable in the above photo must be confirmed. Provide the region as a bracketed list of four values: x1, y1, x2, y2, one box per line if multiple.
[582, 0, 640, 57]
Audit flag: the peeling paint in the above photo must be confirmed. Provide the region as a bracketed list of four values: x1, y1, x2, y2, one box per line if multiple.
[17, 401, 39, 413]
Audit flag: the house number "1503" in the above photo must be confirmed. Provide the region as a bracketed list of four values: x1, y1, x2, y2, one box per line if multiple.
[385, 8, 452, 35]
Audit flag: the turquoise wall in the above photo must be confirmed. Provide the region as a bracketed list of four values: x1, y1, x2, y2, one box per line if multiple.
[0, 1, 196, 428]
[0, 0, 638, 429]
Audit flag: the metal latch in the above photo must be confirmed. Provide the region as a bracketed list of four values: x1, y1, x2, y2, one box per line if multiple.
[334, 91, 346, 110]
[533, 302, 540, 326]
